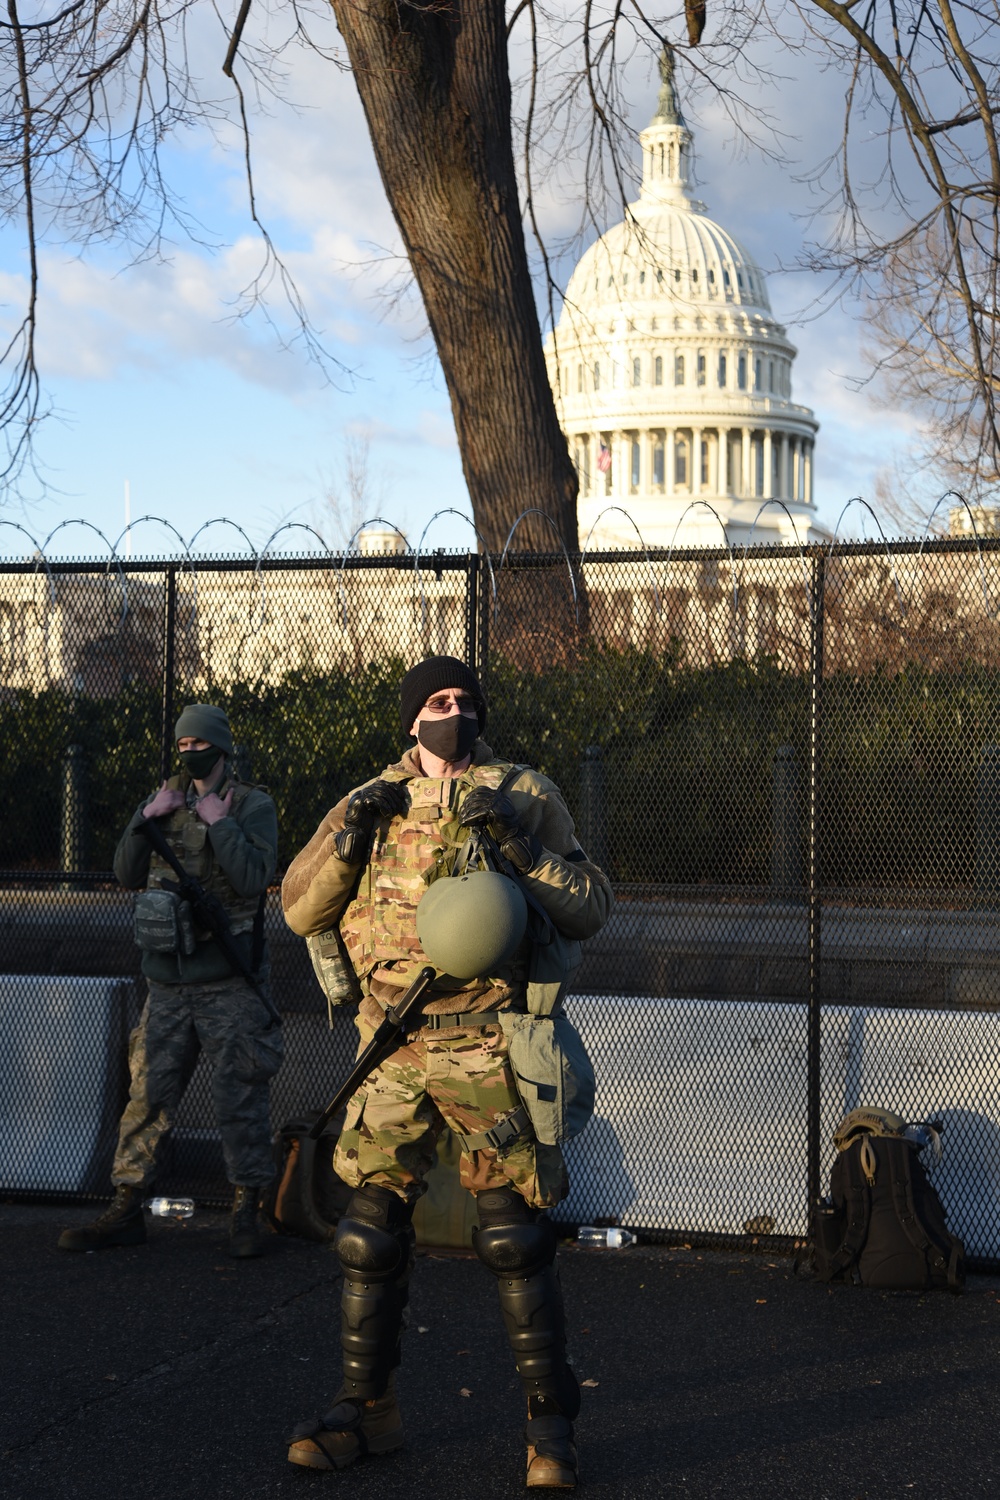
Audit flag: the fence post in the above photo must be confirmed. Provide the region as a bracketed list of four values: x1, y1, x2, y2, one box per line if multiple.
[464, 550, 479, 673]
[771, 745, 803, 896]
[60, 743, 87, 886]
[806, 552, 826, 1220]
[476, 552, 491, 686]
[976, 745, 1000, 901]
[160, 565, 177, 783]
[579, 745, 609, 873]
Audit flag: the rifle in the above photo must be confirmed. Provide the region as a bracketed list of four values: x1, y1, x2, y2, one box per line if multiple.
[308, 965, 436, 1140]
[134, 816, 282, 1029]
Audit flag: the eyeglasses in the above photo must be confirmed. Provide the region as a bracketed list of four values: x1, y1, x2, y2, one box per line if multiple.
[422, 693, 479, 717]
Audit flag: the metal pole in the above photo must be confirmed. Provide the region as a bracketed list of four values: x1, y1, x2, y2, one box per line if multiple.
[806, 552, 826, 1215]
[465, 550, 478, 672]
[60, 743, 87, 886]
[160, 565, 177, 783]
[976, 745, 1000, 904]
[771, 745, 803, 896]
[477, 552, 491, 687]
[579, 745, 609, 872]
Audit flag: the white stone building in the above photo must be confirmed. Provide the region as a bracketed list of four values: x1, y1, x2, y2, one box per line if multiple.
[544, 52, 823, 550]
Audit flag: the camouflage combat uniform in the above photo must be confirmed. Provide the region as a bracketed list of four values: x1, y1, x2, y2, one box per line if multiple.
[281, 741, 613, 1206]
[112, 769, 282, 1188]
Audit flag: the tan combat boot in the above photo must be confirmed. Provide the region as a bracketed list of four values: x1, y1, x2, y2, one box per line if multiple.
[286, 1378, 403, 1470]
[525, 1398, 578, 1489]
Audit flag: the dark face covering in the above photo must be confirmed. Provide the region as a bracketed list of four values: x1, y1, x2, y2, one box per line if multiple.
[178, 745, 223, 781]
[416, 714, 478, 763]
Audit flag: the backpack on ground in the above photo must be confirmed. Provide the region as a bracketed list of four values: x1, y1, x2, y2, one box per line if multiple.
[812, 1107, 965, 1292]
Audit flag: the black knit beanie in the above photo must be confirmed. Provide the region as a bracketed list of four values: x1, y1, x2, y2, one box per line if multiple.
[400, 656, 486, 739]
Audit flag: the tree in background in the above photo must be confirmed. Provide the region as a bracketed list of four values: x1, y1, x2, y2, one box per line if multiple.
[0, 0, 996, 544]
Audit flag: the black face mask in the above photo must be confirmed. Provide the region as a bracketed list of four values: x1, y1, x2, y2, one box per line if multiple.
[416, 714, 478, 763]
[178, 746, 223, 781]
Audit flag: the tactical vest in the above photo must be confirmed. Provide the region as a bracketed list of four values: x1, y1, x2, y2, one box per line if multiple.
[339, 761, 518, 983]
[146, 774, 261, 937]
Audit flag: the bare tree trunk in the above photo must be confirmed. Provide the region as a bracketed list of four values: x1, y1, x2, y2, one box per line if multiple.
[330, 0, 579, 553]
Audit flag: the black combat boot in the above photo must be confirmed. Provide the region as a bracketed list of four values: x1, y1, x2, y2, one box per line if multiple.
[228, 1185, 266, 1258]
[57, 1184, 147, 1252]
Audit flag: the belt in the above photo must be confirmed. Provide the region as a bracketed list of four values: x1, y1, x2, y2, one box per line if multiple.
[420, 1010, 504, 1031]
[454, 1104, 532, 1154]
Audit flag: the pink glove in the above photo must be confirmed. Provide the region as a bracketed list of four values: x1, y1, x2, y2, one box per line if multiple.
[196, 788, 235, 826]
[142, 783, 185, 819]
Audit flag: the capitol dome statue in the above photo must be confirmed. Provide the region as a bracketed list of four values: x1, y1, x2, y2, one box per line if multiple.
[544, 49, 822, 550]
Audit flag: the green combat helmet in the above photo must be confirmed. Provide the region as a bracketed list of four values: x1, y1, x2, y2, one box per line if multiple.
[416, 871, 528, 980]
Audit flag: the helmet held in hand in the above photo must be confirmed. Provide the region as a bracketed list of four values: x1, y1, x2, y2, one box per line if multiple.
[416, 870, 528, 979]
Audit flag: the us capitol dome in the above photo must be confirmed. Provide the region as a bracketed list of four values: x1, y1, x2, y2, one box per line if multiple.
[544, 50, 822, 550]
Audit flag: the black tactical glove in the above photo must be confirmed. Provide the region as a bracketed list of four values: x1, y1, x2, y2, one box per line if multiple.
[458, 787, 541, 875]
[334, 780, 408, 864]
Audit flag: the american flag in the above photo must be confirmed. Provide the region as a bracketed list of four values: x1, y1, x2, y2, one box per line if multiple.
[597, 442, 612, 473]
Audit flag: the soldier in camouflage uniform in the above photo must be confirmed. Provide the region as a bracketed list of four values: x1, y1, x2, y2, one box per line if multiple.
[57, 703, 282, 1260]
[281, 656, 613, 1488]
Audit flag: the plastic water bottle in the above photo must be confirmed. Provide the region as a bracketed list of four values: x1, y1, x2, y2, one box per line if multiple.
[144, 1197, 195, 1218]
[576, 1226, 637, 1249]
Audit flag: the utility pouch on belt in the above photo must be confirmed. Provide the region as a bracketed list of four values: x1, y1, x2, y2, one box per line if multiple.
[500, 1011, 595, 1146]
[133, 888, 196, 956]
[306, 925, 363, 1022]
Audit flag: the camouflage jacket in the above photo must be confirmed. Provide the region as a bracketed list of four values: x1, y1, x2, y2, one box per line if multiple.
[281, 741, 613, 1017]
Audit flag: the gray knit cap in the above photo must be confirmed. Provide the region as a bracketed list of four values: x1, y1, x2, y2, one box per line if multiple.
[174, 703, 233, 755]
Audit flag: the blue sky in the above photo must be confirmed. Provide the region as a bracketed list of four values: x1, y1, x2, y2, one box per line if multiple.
[0, 9, 925, 561]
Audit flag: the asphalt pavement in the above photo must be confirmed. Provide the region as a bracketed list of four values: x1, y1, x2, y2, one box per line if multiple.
[3, 1202, 999, 1500]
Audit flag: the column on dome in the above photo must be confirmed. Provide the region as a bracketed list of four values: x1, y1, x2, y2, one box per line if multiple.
[740, 428, 750, 499]
[779, 434, 789, 500]
[718, 426, 728, 495]
[692, 426, 703, 495]
[763, 430, 773, 501]
[666, 429, 675, 497]
[804, 441, 813, 505]
[791, 439, 801, 502]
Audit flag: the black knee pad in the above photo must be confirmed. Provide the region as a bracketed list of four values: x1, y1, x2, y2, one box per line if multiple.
[335, 1184, 414, 1282]
[473, 1189, 556, 1277]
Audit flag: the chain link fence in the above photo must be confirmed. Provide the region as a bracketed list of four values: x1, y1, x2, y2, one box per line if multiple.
[3, 537, 1000, 1263]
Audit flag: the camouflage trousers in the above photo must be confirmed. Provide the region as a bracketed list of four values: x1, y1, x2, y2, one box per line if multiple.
[112, 976, 284, 1189]
[334, 1017, 568, 1210]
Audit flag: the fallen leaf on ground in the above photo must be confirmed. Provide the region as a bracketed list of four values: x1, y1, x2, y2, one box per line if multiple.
[459, 1388, 472, 1398]
[581, 1379, 599, 1388]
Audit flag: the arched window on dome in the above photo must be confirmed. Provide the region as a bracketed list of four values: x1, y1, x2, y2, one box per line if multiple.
[718, 353, 727, 388]
[652, 431, 665, 492]
[640, 270, 646, 285]
[674, 268, 681, 283]
[593, 361, 601, 391]
[697, 351, 706, 387]
[754, 358, 762, 392]
[768, 360, 774, 393]
[674, 353, 685, 386]
[658, 143, 664, 176]
[630, 433, 641, 493]
[675, 433, 690, 489]
[577, 364, 584, 394]
[656, 269, 664, 287]
[692, 268, 699, 285]
[708, 268, 716, 287]
[654, 355, 663, 386]
[738, 353, 747, 390]
[632, 357, 641, 387]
